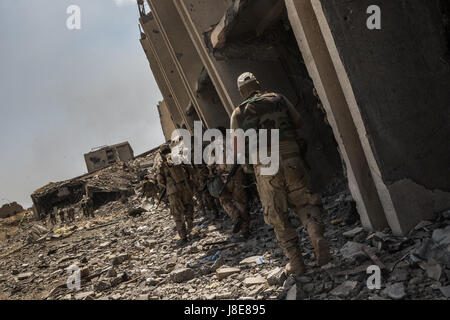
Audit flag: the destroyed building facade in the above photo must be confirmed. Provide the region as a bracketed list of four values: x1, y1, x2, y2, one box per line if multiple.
[137, 0, 450, 236]
[84, 142, 135, 173]
[0, 202, 24, 219]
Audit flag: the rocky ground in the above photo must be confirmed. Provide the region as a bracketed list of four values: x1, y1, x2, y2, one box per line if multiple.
[0, 157, 449, 300]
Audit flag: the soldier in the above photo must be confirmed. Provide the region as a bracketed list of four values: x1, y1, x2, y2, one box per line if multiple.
[230, 72, 331, 275]
[48, 207, 57, 226]
[156, 144, 194, 244]
[142, 177, 159, 203]
[58, 207, 65, 224]
[86, 196, 95, 218]
[67, 207, 76, 222]
[81, 198, 88, 218]
[189, 144, 219, 218]
[207, 129, 250, 239]
[81, 196, 95, 218]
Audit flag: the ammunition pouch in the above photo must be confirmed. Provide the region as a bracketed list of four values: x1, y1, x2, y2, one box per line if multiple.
[207, 176, 225, 199]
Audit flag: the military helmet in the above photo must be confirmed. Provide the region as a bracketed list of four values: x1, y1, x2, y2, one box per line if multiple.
[159, 143, 171, 155]
[237, 72, 257, 89]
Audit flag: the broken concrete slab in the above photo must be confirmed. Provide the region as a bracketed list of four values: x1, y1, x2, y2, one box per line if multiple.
[383, 283, 406, 300]
[330, 281, 358, 298]
[266, 267, 286, 286]
[243, 276, 267, 287]
[343, 227, 364, 238]
[170, 268, 195, 283]
[216, 267, 240, 280]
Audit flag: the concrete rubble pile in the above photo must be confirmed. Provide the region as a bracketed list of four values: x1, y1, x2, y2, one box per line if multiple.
[0, 150, 449, 300]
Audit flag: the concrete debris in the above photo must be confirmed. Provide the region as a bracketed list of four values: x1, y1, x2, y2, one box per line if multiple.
[383, 283, 406, 300]
[215, 267, 240, 280]
[266, 267, 286, 286]
[340, 242, 366, 261]
[426, 263, 443, 281]
[440, 285, 450, 298]
[243, 276, 267, 287]
[170, 268, 195, 283]
[285, 284, 297, 300]
[0, 150, 448, 300]
[330, 281, 358, 298]
[343, 227, 364, 238]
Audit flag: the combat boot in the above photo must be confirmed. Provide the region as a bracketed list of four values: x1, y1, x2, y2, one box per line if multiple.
[186, 218, 194, 233]
[306, 222, 331, 266]
[232, 218, 242, 234]
[284, 247, 306, 276]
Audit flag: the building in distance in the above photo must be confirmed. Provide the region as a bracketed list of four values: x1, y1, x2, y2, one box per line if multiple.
[84, 142, 134, 173]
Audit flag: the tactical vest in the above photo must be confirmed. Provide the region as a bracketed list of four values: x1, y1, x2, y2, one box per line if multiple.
[162, 161, 188, 195]
[237, 92, 299, 157]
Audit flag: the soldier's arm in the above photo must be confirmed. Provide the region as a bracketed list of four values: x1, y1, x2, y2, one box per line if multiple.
[281, 95, 302, 129]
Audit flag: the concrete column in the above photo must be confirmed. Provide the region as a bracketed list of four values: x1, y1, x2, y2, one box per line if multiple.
[174, 0, 345, 193]
[147, 0, 229, 129]
[174, 0, 297, 115]
[140, 36, 183, 132]
[140, 14, 194, 133]
[157, 101, 177, 141]
[285, 0, 388, 231]
[311, 0, 450, 235]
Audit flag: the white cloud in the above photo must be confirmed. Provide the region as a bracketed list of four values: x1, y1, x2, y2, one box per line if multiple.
[113, 0, 136, 7]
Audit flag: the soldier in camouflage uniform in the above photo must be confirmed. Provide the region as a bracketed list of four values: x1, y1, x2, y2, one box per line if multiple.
[48, 207, 57, 226]
[142, 177, 159, 203]
[67, 207, 76, 222]
[230, 72, 331, 275]
[58, 207, 66, 224]
[157, 144, 194, 244]
[81, 196, 95, 218]
[191, 164, 219, 217]
[207, 131, 250, 238]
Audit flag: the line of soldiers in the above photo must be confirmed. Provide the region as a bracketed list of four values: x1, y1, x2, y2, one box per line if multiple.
[154, 72, 333, 276]
[46, 195, 95, 226]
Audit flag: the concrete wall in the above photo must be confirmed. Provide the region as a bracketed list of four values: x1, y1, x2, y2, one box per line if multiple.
[140, 13, 195, 133]
[140, 35, 184, 130]
[157, 100, 177, 141]
[174, 0, 344, 192]
[312, 0, 450, 234]
[147, 0, 229, 129]
[285, 0, 388, 230]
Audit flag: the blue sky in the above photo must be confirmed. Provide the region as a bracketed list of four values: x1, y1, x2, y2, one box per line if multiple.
[0, 0, 164, 208]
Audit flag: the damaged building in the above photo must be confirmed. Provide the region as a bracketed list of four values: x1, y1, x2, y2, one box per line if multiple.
[31, 146, 159, 220]
[0, 202, 25, 219]
[137, 0, 450, 236]
[84, 142, 135, 173]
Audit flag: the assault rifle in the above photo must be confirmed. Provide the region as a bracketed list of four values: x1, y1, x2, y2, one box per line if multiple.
[155, 187, 167, 210]
[218, 163, 239, 196]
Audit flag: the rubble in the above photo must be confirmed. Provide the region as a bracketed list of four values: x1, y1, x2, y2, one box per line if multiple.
[0, 153, 448, 300]
[383, 283, 406, 300]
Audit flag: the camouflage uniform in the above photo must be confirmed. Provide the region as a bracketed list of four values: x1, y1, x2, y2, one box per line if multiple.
[208, 161, 250, 237]
[142, 178, 159, 200]
[48, 207, 57, 226]
[157, 152, 194, 242]
[67, 207, 76, 222]
[231, 91, 330, 274]
[81, 197, 95, 218]
[58, 208, 65, 224]
[191, 164, 218, 217]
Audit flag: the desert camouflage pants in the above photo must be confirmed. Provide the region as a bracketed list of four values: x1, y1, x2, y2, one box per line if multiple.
[219, 168, 250, 232]
[196, 189, 217, 214]
[168, 187, 194, 240]
[254, 153, 324, 252]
